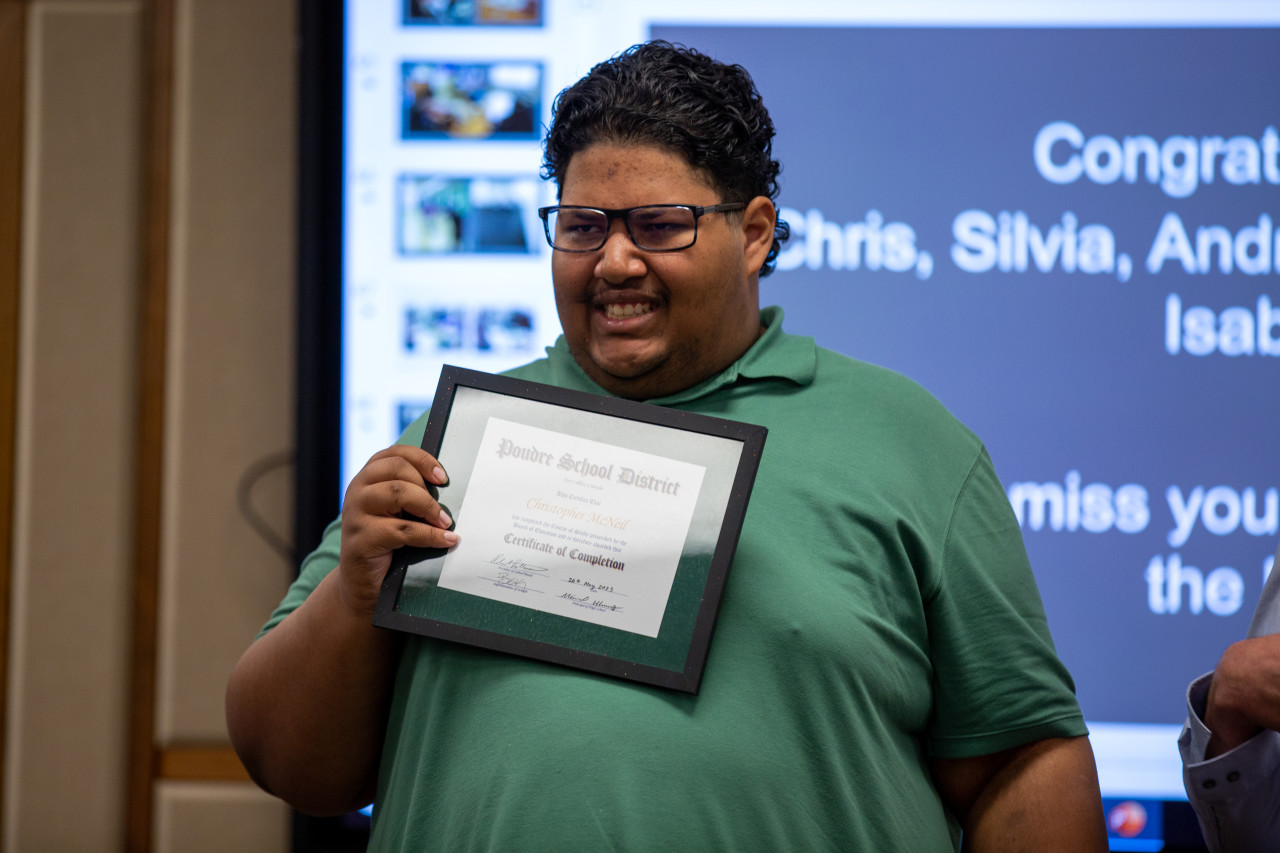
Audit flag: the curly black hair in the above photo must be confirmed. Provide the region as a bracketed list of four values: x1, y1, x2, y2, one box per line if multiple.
[542, 41, 790, 276]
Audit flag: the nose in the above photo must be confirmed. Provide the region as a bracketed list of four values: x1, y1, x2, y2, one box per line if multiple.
[594, 220, 647, 284]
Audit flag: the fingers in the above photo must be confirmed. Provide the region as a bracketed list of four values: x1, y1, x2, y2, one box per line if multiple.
[347, 508, 459, 554]
[349, 446, 453, 529]
[359, 470, 453, 530]
[343, 446, 460, 554]
[335, 445, 460, 617]
[359, 444, 449, 489]
[1211, 635, 1280, 729]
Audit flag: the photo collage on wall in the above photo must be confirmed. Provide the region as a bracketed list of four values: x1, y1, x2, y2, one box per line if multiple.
[403, 0, 542, 27]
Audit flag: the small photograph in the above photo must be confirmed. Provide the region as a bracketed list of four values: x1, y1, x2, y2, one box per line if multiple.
[476, 308, 534, 352]
[402, 61, 541, 139]
[404, 307, 465, 352]
[397, 175, 540, 255]
[404, 0, 543, 27]
[401, 304, 538, 357]
[396, 401, 432, 433]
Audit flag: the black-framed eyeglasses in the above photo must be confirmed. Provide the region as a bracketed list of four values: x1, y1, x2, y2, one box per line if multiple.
[537, 203, 746, 253]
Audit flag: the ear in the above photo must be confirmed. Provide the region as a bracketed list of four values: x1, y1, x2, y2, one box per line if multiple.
[739, 196, 776, 275]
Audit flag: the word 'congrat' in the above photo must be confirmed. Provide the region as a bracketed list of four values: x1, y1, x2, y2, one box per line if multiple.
[495, 438, 683, 496]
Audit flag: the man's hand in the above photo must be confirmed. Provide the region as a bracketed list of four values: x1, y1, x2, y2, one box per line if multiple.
[337, 445, 458, 616]
[1205, 632, 1280, 757]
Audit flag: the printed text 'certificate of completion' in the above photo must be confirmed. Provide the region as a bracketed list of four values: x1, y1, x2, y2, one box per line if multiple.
[437, 417, 706, 637]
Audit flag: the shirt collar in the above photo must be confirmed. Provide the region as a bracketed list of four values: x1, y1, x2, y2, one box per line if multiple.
[543, 305, 817, 405]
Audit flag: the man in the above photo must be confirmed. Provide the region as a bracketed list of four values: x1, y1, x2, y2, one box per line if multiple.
[1180, 540, 1280, 852]
[228, 41, 1106, 850]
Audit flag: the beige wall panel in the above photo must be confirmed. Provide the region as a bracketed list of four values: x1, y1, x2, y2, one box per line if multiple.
[156, 0, 298, 743]
[154, 782, 289, 853]
[5, 2, 144, 850]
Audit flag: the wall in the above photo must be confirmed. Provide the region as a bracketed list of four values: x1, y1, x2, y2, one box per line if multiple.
[4, 1, 297, 849]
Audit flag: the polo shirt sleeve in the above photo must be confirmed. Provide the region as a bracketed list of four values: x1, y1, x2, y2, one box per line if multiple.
[924, 445, 1088, 758]
[257, 514, 341, 637]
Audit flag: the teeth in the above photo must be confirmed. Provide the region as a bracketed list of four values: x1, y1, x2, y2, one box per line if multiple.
[604, 303, 654, 319]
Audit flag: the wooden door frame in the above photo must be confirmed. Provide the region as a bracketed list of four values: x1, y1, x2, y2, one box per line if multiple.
[0, 0, 28, 841]
[126, 0, 173, 849]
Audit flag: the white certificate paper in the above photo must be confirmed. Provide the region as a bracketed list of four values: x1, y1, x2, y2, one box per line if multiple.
[437, 416, 707, 637]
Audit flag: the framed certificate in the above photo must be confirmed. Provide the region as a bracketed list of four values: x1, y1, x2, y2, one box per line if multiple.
[373, 365, 767, 693]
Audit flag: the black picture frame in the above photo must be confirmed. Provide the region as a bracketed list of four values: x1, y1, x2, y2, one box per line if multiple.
[373, 366, 767, 693]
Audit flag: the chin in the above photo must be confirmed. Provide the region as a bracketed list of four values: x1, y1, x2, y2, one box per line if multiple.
[587, 345, 664, 382]
[580, 359, 664, 398]
[593, 367, 659, 396]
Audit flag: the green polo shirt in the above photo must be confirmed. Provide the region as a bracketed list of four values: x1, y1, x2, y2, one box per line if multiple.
[267, 307, 1086, 852]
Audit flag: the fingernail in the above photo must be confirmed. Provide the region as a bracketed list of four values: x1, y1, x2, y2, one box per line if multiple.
[443, 530, 459, 546]
[438, 509, 453, 528]
[430, 466, 447, 485]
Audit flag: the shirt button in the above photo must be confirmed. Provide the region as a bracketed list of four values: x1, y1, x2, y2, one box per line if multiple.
[1203, 779, 1217, 789]
[1227, 771, 1240, 783]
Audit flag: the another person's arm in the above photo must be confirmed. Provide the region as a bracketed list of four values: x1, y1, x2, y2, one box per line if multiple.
[1179, 547, 1280, 852]
[225, 446, 457, 815]
[1179, 631, 1280, 852]
[1204, 632, 1280, 757]
[932, 735, 1107, 852]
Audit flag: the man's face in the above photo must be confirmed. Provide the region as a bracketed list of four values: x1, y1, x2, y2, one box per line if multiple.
[552, 143, 773, 400]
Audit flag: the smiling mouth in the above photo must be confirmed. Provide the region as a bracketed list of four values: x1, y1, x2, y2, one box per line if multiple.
[602, 302, 655, 320]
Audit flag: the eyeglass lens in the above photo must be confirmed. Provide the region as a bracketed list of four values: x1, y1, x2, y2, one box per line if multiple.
[547, 206, 699, 252]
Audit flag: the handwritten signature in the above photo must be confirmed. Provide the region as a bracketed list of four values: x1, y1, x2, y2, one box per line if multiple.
[494, 572, 528, 591]
[556, 591, 623, 612]
[485, 553, 548, 573]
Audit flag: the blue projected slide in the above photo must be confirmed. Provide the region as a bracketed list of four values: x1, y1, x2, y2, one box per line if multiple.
[654, 22, 1280, 726]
